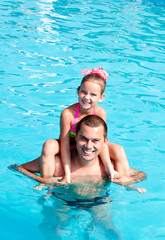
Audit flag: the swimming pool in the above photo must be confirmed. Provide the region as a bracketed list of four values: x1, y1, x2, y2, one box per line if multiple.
[0, 0, 165, 239]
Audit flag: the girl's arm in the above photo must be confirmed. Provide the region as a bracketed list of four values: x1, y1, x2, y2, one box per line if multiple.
[60, 108, 73, 183]
[95, 107, 119, 181]
[99, 142, 119, 181]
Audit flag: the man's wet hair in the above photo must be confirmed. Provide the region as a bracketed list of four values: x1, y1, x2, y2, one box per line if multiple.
[76, 115, 107, 139]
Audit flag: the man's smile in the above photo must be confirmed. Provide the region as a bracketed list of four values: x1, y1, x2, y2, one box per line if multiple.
[82, 148, 95, 155]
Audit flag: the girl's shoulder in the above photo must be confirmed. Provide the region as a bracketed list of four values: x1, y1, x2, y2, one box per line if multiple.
[94, 105, 107, 121]
[94, 105, 106, 114]
[61, 103, 78, 119]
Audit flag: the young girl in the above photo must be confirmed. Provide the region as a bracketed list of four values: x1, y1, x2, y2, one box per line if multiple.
[39, 67, 130, 183]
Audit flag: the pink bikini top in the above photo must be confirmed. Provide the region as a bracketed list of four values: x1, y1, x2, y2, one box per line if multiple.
[69, 103, 94, 138]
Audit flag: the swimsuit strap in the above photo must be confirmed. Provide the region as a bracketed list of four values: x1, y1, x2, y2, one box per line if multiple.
[71, 103, 94, 129]
[71, 103, 80, 128]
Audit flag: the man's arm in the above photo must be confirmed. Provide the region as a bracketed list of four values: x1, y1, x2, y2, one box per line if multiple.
[113, 168, 147, 193]
[125, 184, 146, 193]
[9, 164, 62, 184]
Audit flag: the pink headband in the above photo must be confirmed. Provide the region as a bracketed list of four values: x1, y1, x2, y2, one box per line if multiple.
[81, 67, 108, 81]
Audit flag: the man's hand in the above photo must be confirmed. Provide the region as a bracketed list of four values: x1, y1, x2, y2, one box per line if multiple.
[107, 169, 121, 182]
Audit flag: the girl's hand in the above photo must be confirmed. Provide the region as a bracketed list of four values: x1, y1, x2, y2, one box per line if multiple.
[61, 174, 71, 184]
[112, 170, 121, 181]
[107, 169, 120, 182]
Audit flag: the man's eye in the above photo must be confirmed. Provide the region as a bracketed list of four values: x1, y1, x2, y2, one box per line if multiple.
[80, 136, 87, 141]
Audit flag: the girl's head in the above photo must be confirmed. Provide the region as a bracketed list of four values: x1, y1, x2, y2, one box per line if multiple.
[77, 67, 108, 109]
[80, 67, 108, 94]
[80, 74, 106, 95]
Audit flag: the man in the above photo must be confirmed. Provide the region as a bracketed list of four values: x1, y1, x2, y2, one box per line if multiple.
[13, 115, 146, 193]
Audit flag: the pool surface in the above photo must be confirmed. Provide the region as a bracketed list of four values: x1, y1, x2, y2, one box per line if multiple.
[0, 0, 165, 239]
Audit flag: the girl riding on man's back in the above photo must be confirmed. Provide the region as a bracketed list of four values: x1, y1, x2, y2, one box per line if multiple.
[40, 67, 130, 183]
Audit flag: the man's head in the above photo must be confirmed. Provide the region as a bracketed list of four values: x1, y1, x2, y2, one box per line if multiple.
[75, 115, 108, 165]
[76, 115, 107, 138]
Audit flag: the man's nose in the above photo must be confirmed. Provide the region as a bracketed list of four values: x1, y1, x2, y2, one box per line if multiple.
[85, 140, 92, 149]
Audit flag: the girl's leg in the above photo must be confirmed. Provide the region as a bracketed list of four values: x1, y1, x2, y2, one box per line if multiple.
[108, 142, 130, 176]
[40, 139, 60, 178]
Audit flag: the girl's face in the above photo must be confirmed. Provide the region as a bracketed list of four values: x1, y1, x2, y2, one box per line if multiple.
[78, 81, 105, 110]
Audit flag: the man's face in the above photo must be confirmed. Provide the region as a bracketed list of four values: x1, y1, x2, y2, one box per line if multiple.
[76, 123, 107, 165]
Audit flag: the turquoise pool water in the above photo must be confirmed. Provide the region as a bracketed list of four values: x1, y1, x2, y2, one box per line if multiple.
[1, 0, 165, 239]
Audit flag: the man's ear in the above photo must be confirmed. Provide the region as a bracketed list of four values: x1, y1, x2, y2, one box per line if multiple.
[99, 94, 105, 102]
[104, 137, 108, 144]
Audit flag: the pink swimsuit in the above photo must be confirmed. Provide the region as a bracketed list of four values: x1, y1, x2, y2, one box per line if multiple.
[69, 103, 94, 148]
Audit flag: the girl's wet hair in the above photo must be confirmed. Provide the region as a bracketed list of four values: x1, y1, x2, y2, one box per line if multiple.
[76, 115, 107, 139]
[80, 74, 106, 94]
